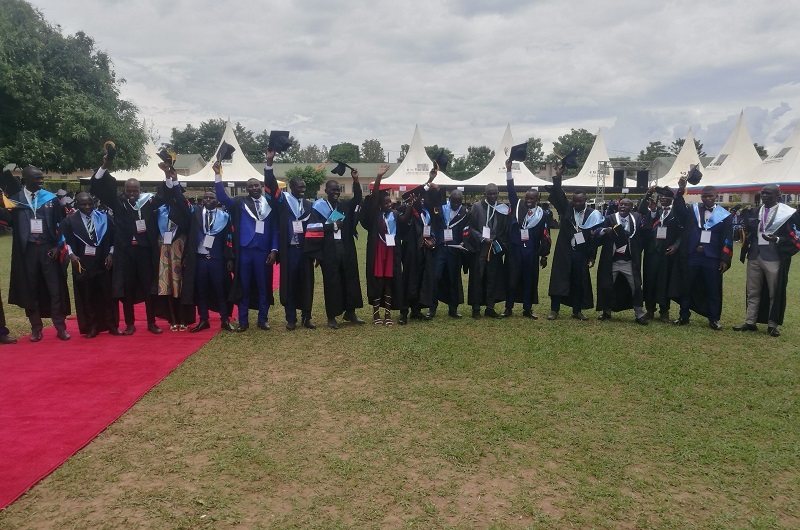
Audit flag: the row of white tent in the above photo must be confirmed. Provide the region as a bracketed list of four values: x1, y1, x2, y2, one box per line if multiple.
[120, 114, 800, 195]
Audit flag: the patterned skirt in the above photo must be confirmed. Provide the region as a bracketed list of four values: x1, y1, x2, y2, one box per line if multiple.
[157, 235, 186, 297]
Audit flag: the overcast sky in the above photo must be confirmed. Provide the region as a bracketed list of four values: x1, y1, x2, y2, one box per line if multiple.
[30, 0, 800, 161]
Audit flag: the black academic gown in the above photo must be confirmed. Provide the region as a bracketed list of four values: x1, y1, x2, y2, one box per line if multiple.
[637, 200, 683, 311]
[547, 177, 596, 310]
[361, 195, 403, 309]
[739, 207, 800, 326]
[465, 199, 511, 307]
[595, 213, 644, 312]
[89, 169, 165, 302]
[427, 188, 468, 306]
[61, 211, 116, 334]
[180, 206, 234, 315]
[506, 178, 551, 306]
[305, 187, 364, 317]
[264, 169, 315, 312]
[398, 205, 436, 310]
[0, 191, 71, 317]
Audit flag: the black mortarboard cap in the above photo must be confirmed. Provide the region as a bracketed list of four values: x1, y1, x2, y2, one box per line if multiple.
[104, 141, 117, 162]
[157, 148, 176, 170]
[561, 146, 579, 169]
[268, 130, 292, 153]
[508, 142, 527, 162]
[330, 160, 355, 176]
[0, 169, 22, 197]
[687, 164, 703, 185]
[654, 186, 674, 198]
[432, 150, 449, 172]
[216, 140, 236, 162]
[401, 185, 426, 201]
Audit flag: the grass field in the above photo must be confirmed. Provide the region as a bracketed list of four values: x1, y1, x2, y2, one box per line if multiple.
[0, 231, 798, 529]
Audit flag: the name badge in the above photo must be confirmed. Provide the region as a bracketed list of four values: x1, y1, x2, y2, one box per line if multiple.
[656, 226, 668, 240]
[520, 229, 529, 241]
[423, 225, 431, 237]
[135, 219, 147, 233]
[333, 230, 342, 240]
[700, 230, 712, 244]
[385, 234, 396, 247]
[443, 229, 454, 242]
[84, 245, 96, 256]
[574, 231, 585, 245]
[482, 226, 491, 239]
[255, 220, 265, 234]
[162, 232, 173, 245]
[292, 220, 304, 234]
[758, 232, 769, 246]
[30, 219, 43, 234]
[203, 234, 215, 248]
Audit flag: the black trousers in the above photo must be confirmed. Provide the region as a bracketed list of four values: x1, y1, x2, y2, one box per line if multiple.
[119, 245, 156, 326]
[23, 242, 67, 332]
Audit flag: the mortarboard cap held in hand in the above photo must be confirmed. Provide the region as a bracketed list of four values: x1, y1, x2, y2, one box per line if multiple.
[654, 186, 674, 198]
[561, 146, 579, 169]
[507, 142, 527, 163]
[330, 160, 355, 176]
[216, 140, 236, 162]
[268, 131, 292, 153]
[686, 164, 703, 185]
[432, 150, 449, 172]
[103, 141, 117, 162]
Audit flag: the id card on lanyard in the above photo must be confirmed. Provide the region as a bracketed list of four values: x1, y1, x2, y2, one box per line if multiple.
[84, 245, 97, 256]
[30, 219, 43, 234]
[203, 234, 215, 248]
[423, 225, 431, 237]
[255, 220, 265, 234]
[700, 230, 711, 244]
[136, 219, 147, 233]
[443, 229, 454, 242]
[520, 229, 529, 241]
[385, 234, 396, 247]
[574, 231, 585, 245]
[292, 220, 304, 234]
[656, 226, 668, 239]
[482, 226, 491, 239]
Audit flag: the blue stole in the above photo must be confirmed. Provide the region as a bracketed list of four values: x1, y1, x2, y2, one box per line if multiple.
[384, 211, 396, 235]
[312, 199, 333, 220]
[92, 210, 108, 244]
[579, 209, 605, 229]
[692, 204, 730, 230]
[130, 192, 154, 211]
[520, 204, 544, 229]
[202, 208, 229, 236]
[157, 205, 174, 236]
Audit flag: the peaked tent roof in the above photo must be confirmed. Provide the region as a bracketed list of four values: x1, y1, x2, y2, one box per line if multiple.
[659, 128, 706, 188]
[460, 125, 551, 190]
[561, 129, 634, 189]
[700, 112, 762, 188]
[110, 134, 167, 183]
[378, 126, 462, 190]
[186, 120, 276, 185]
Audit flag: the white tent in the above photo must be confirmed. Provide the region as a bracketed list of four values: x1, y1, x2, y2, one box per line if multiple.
[111, 134, 167, 183]
[379, 125, 462, 190]
[740, 120, 800, 190]
[658, 128, 706, 188]
[460, 125, 551, 190]
[699, 112, 762, 188]
[561, 129, 632, 189]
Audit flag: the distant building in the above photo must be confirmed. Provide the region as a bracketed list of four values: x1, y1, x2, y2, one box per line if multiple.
[174, 154, 206, 177]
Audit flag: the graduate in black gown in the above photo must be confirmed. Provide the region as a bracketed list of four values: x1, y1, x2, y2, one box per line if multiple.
[0, 166, 71, 341]
[305, 168, 364, 329]
[397, 180, 437, 325]
[465, 183, 511, 319]
[62, 192, 120, 338]
[638, 186, 682, 322]
[502, 158, 551, 318]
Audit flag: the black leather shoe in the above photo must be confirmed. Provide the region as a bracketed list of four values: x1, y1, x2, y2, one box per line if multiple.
[673, 318, 690, 326]
[221, 320, 235, 332]
[484, 308, 500, 319]
[30, 329, 43, 342]
[327, 318, 339, 330]
[147, 324, 162, 334]
[635, 316, 649, 326]
[471, 310, 481, 319]
[302, 318, 316, 329]
[57, 330, 71, 341]
[500, 308, 513, 318]
[768, 326, 781, 337]
[426, 310, 436, 319]
[644, 311, 655, 320]
[236, 323, 249, 332]
[257, 321, 270, 331]
[598, 312, 612, 321]
[123, 325, 136, 335]
[659, 312, 670, 323]
[86, 327, 98, 339]
[522, 310, 538, 319]
[108, 327, 123, 336]
[286, 321, 296, 331]
[342, 311, 365, 324]
[448, 311, 462, 319]
[732, 323, 758, 332]
[572, 312, 588, 321]
[398, 314, 408, 325]
[190, 320, 210, 333]
[0, 334, 17, 344]
[709, 321, 723, 330]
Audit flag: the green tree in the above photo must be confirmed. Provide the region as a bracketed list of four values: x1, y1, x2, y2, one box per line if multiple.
[754, 143, 768, 158]
[284, 164, 327, 199]
[424, 145, 454, 163]
[638, 141, 670, 162]
[523, 137, 546, 173]
[328, 142, 360, 163]
[361, 139, 385, 163]
[0, 0, 147, 172]
[396, 144, 410, 163]
[547, 128, 596, 175]
[295, 144, 328, 163]
[463, 146, 494, 172]
[669, 138, 706, 157]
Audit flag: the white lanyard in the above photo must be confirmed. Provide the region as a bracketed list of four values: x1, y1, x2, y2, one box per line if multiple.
[486, 203, 496, 227]
[29, 190, 39, 220]
[128, 200, 143, 220]
[203, 209, 216, 235]
[660, 207, 670, 224]
[446, 206, 462, 228]
[244, 196, 268, 221]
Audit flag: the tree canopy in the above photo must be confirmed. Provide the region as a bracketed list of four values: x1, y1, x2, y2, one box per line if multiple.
[284, 164, 327, 199]
[0, 0, 147, 173]
[669, 138, 706, 157]
[548, 129, 596, 175]
[638, 141, 670, 162]
[328, 142, 360, 163]
[361, 139, 385, 163]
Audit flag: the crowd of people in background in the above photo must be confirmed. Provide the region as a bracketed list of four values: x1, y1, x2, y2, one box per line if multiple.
[0, 147, 798, 345]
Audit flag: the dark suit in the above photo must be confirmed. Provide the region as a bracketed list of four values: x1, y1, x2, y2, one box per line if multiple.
[428, 188, 469, 314]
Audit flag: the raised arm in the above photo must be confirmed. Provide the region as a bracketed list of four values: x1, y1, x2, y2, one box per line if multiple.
[89, 155, 123, 213]
[547, 166, 568, 216]
[213, 161, 236, 209]
[262, 149, 283, 203]
[505, 159, 519, 206]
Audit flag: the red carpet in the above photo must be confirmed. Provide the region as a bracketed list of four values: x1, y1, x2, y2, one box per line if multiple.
[0, 264, 279, 510]
[0, 305, 216, 510]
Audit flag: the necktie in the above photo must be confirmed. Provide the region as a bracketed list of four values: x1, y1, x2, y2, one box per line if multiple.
[86, 214, 96, 243]
[255, 198, 262, 219]
[663, 207, 670, 218]
[205, 210, 213, 232]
